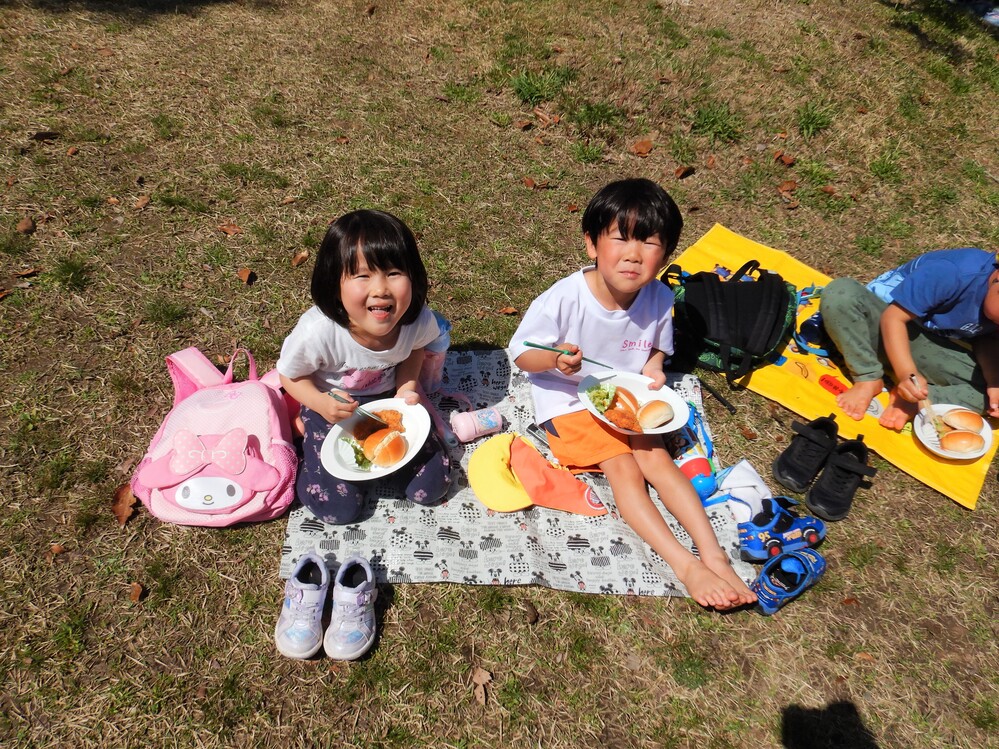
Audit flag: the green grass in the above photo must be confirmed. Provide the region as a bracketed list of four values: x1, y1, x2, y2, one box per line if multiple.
[52, 256, 90, 290]
[510, 66, 575, 105]
[796, 101, 834, 139]
[219, 162, 290, 188]
[144, 295, 190, 325]
[691, 101, 743, 143]
[571, 141, 603, 164]
[870, 142, 904, 183]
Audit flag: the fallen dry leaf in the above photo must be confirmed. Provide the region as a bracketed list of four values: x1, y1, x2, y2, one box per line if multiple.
[514, 119, 533, 131]
[471, 666, 492, 705]
[784, 200, 800, 210]
[0, 289, 13, 301]
[13, 268, 41, 278]
[629, 138, 654, 157]
[16, 217, 35, 234]
[497, 306, 518, 315]
[522, 601, 539, 625]
[291, 249, 310, 267]
[774, 150, 796, 166]
[777, 180, 798, 193]
[66, 146, 79, 156]
[738, 426, 758, 441]
[675, 165, 695, 179]
[236, 268, 256, 285]
[50, 543, 65, 555]
[842, 596, 860, 606]
[777, 131, 788, 139]
[706, 154, 717, 169]
[6, 176, 15, 187]
[820, 185, 837, 195]
[97, 47, 114, 57]
[280, 195, 297, 205]
[523, 176, 535, 189]
[106, 196, 120, 206]
[335, 135, 350, 144]
[134, 195, 150, 210]
[856, 106, 868, 114]
[855, 652, 876, 663]
[111, 483, 138, 527]
[364, 3, 376, 15]
[566, 204, 578, 213]
[129, 582, 144, 603]
[218, 222, 243, 236]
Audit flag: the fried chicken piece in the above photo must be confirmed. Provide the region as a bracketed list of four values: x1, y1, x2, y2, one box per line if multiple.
[604, 406, 640, 432]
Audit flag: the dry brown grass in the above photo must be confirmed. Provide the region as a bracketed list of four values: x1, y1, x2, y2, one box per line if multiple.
[2, 0, 998, 746]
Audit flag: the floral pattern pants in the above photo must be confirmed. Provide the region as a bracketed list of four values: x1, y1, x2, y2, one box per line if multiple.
[296, 404, 452, 525]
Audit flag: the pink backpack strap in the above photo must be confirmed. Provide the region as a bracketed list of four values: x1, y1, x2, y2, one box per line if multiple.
[166, 347, 225, 406]
[222, 348, 258, 383]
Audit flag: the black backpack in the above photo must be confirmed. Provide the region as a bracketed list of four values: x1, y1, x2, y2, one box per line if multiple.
[663, 260, 797, 389]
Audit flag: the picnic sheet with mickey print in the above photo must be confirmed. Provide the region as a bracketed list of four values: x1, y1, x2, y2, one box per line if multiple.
[279, 349, 754, 597]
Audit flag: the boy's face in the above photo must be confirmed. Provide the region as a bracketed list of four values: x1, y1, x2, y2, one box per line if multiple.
[585, 221, 669, 302]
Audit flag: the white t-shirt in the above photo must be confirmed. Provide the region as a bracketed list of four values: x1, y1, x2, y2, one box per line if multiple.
[509, 267, 675, 424]
[277, 304, 440, 395]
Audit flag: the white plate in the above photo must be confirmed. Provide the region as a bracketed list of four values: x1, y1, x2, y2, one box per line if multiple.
[913, 404, 992, 461]
[320, 398, 431, 481]
[578, 372, 690, 435]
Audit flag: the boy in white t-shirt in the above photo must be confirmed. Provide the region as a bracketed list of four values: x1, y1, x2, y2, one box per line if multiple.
[510, 179, 756, 610]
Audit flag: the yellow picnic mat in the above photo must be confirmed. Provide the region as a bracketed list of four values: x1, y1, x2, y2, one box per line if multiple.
[674, 224, 996, 509]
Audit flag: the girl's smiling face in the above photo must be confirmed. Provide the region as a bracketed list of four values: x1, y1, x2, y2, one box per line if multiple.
[340, 252, 413, 349]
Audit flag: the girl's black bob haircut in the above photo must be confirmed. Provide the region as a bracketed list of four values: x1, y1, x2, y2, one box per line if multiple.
[581, 178, 683, 254]
[311, 209, 428, 327]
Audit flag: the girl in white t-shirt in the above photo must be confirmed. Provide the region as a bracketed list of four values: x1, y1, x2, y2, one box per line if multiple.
[277, 210, 451, 524]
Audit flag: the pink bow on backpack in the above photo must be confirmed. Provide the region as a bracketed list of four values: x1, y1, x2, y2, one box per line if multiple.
[169, 428, 248, 475]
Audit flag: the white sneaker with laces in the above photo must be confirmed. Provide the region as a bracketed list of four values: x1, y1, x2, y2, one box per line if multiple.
[323, 556, 378, 660]
[274, 552, 329, 659]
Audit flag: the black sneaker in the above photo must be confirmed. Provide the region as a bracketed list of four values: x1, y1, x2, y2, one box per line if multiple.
[805, 437, 877, 521]
[772, 414, 839, 493]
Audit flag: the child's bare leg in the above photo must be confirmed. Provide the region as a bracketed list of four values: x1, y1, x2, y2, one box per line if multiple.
[601, 453, 748, 610]
[837, 378, 883, 421]
[878, 386, 918, 430]
[631, 438, 756, 606]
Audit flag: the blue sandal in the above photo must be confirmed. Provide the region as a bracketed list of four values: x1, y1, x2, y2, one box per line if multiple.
[738, 497, 826, 561]
[753, 548, 826, 615]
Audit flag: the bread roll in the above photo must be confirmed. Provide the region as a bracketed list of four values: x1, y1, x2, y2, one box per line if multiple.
[637, 399, 674, 430]
[942, 408, 985, 433]
[939, 429, 985, 454]
[362, 429, 408, 467]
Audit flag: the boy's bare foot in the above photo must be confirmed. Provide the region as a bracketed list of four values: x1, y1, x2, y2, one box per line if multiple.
[676, 559, 745, 610]
[836, 379, 883, 421]
[878, 386, 918, 430]
[702, 554, 757, 606]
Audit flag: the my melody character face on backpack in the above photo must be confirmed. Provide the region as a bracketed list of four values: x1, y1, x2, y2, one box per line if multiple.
[131, 347, 297, 527]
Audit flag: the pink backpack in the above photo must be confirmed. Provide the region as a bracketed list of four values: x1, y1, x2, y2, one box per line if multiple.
[131, 347, 297, 527]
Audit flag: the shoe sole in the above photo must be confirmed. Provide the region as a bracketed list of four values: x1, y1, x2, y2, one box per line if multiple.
[771, 457, 810, 494]
[324, 635, 376, 661]
[274, 630, 324, 660]
[804, 492, 850, 522]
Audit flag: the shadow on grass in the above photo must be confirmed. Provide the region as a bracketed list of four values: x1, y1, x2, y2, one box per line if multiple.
[782, 700, 880, 749]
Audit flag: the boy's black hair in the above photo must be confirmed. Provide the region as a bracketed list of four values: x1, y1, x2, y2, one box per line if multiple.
[581, 178, 683, 253]
[311, 209, 428, 327]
